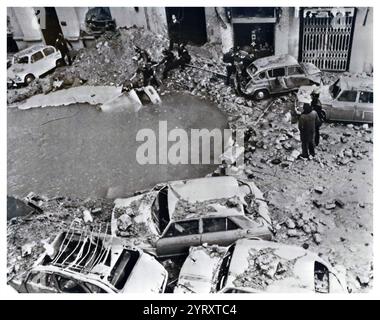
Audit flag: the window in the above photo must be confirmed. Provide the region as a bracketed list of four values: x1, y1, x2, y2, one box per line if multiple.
[329, 80, 341, 99]
[288, 66, 304, 76]
[25, 271, 58, 293]
[15, 56, 29, 64]
[268, 68, 285, 78]
[359, 91, 373, 103]
[215, 244, 236, 291]
[163, 220, 199, 237]
[255, 71, 266, 80]
[337, 90, 358, 102]
[109, 249, 139, 290]
[31, 51, 44, 63]
[56, 275, 88, 293]
[43, 47, 55, 56]
[202, 217, 240, 233]
[152, 187, 170, 233]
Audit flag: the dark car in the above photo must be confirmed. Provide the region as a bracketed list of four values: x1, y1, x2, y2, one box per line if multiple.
[85, 7, 116, 34]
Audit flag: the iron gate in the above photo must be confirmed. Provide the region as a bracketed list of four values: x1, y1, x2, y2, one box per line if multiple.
[300, 8, 356, 71]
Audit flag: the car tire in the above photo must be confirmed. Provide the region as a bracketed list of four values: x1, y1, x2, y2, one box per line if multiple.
[320, 110, 327, 122]
[254, 89, 269, 101]
[24, 74, 35, 85]
[56, 59, 65, 67]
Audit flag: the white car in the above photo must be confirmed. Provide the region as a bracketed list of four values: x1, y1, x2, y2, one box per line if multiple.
[11, 227, 168, 294]
[174, 239, 348, 293]
[7, 44, 62, 87]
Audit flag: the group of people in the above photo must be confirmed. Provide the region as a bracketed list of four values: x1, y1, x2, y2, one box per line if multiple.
[122, 41, 191, 93]
[222, 45, 256, 86]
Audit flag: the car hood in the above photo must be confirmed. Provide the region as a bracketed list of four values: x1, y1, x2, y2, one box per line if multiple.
[174, 246, 227, 293]
[7, 64, 26, 78]
[111, 192, 159, 239]
[225, 239, 347, 293]
[121, 253, 167, 293]
[300, 62, 322, 84]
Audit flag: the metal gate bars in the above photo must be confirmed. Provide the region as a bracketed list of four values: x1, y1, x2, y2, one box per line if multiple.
[300, 8, 356, 72]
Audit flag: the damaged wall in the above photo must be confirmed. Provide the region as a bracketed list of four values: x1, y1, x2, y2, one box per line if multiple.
[274, 7, 299, 58]
[350, 7, 373, 73]
[110, 7, 148, 30]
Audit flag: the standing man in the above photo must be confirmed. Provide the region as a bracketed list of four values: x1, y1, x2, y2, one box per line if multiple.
[298, 103, 321, 159]
[55, 33, 73, 66]
[177, 43, 191, 70]
[310, 91, 324, 146]
[168, 14, 181, 51]
[159, 49, 176, 79]
[223, 47, 238, 86]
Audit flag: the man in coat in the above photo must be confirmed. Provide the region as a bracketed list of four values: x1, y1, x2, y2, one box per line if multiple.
[298, 103, 321, 159]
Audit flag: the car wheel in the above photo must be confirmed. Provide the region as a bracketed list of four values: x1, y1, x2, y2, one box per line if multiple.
[24, 74, 35, 85]
[56, 59, 64, 67]
[320, 110, 327, 122]
[254, 89, 269, 101]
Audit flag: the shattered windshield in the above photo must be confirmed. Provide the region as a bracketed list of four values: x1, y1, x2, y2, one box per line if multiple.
[329, 80, 341, 99]
[108, 249, 139, 290]
[152, 186, 170, 233]
[215, 245, 235, 291]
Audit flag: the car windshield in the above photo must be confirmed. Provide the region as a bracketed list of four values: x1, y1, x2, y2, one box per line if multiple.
[15, 56, 28, 64]
[152, 186, 170, 233]
[108, 249, 140, 290]
[215, 244, 235, 291]
[329, 80, 341, 99]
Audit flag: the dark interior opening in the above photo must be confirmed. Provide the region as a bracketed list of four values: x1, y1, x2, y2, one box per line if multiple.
[41, 7, 63, 46]
[233, 23, 275, 58]
[165, 7, 207, 45]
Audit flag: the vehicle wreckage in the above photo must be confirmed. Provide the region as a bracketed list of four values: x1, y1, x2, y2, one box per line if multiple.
[9, 221, 168, 293]
[110, 176, 272, 257]
[174, 239, 348, 293]
[234, 54, 321, 100]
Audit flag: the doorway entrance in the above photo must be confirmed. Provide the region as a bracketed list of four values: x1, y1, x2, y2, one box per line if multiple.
[233, 23, 275, 58]
[40, 7, 63, 46]
[165, 7, 207, 45]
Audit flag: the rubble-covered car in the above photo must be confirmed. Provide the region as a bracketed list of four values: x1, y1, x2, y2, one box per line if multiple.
[236, 54, 321, 100]
[9, 226, 168, 293]
[111, 176, 272, 250]
[85, 7, 116, 35]
[7, 44, 62, 88]
[296, 76, 373, 123]
[174, 239, 348, 293]
[155, 215, 272, 258]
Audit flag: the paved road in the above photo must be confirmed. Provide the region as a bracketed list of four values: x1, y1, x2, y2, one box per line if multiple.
[7, 93, 228, 199]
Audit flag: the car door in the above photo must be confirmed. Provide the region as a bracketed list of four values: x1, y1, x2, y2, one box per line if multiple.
[267, 67, 287, 93]
[355, 91, 373, 123]
[43, 47, 58, 71]
[200, 217, 244, 247]
[156, 219, 201, 257]
[330, 90, 358, 121]
[30, 50, 46, 77]
[285, 65, 310, 89]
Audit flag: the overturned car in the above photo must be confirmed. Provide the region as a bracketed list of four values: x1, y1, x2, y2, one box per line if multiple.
[174, 239, 348, 293]
[10, 224, 168, 293]
[111, 176, 272, 256]
[235, 54, 321, 100]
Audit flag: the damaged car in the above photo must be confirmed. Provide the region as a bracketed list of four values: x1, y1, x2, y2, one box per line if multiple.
[111, 176, 272, 253]
[85, 7, 116, 35]
[235, 54, 321, 100]
[296, 76, 373, 123]
[10, 225, 168, 293]
[174, 239, 348, 293]
[7, 44, 62, 88]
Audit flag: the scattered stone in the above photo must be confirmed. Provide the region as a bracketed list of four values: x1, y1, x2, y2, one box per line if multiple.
[285, 218, 296, 229]
[340, 136, 348, 143]
[83, 209, 93, 223]
[335, 199, 345, 208]
[271, 158, 282, 165]
[314, 186, 324, 194]
[313, 233, 322, 245]
[21, 242, 35, 258]
[312, 200, 322, 208]
[287, 229, 300, 238]
[325, 202, 336, 210]
[91, 207, 102, 215]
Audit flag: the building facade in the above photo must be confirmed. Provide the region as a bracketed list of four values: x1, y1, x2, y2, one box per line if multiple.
[7, 7, 373, 73]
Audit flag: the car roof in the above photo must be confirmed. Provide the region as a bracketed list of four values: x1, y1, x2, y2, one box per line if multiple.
[225, 239, 324, 292]
[14, 44, 51, 58]
[252, 54, 298, 71]
[338, 75, 373, 92]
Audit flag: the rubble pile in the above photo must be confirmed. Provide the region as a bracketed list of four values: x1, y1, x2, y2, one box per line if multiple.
[232, 248, 295, 290]
[172, 195, 242, 221]
[7, 195, 113, 282]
